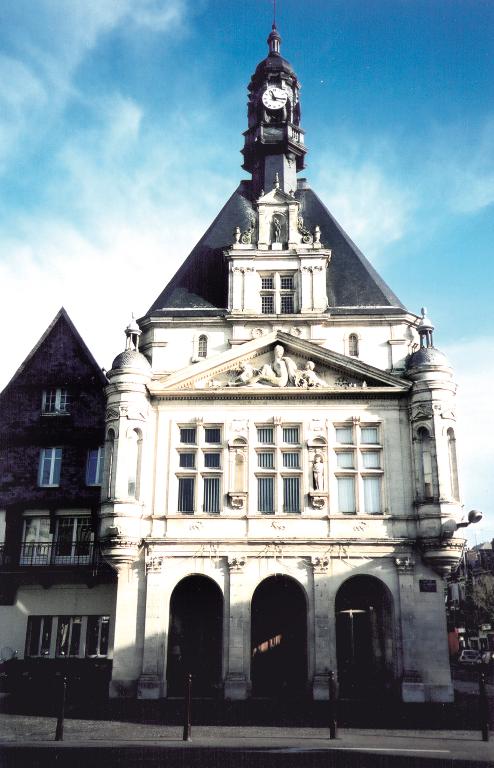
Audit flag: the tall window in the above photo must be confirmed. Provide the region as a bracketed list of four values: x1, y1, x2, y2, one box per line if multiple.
[86, 616, 110, 657]
[42, 388, 71, 415]
[106, 430, 115, 499]
[198, 335, 208, 358]
[260, 272, 296, 314]
[447, 428, 459, 500]
[38, 447, 62, 486]
[256, 423, 302, 514]
[334, 423, 383, 514]
[56, 616, 82, 657]
[348, 334, 359, 357]
[176, 424, 223, 514]
[20, 517, 51, 565]
[127, 429, 142, 499]
[86, 447, 103, 485]
[25, 616, 52, 657]
[54, 516, 92, 563]
[417, 427, 434, 498]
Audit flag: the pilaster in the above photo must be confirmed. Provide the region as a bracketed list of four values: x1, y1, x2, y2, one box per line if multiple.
[109, 562, 142, 698]
[395, 557, 425, 702]
[137, 552, 166, 699]
[311, 556, 335, 699]
[224, 556, 250, 700]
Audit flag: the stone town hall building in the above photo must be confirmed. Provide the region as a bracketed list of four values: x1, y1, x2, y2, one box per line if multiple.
[0, 25, 467, 706]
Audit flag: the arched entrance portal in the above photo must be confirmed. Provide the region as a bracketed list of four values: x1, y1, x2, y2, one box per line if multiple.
[335, 575, 394, 699]
[166, 575, 223, 697]
[251, 575, 307, 698]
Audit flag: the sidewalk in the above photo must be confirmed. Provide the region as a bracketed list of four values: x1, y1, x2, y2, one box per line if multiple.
[0, 715, 493, 767]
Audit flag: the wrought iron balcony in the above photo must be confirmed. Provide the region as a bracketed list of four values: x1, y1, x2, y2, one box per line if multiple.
[17, 541, 100, 567]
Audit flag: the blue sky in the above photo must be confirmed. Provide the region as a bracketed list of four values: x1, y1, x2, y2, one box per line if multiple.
[0, 0, 493, 543]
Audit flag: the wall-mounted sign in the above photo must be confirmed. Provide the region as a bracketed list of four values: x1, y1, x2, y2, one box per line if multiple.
[419, 579, 437, 593]
[480, 624, 492, 631]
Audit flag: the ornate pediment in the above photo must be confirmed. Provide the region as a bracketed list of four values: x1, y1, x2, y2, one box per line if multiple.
[151, 332, 411, 394]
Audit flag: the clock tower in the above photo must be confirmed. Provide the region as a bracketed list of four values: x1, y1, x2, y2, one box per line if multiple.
[242, 24, 307, 198]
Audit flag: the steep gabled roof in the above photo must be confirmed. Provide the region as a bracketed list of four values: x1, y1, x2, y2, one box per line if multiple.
[0, 308, 107, 398]
[143, 179, 406, 319]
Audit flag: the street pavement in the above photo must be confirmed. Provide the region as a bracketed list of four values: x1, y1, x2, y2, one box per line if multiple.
[0, 715, 493, 767]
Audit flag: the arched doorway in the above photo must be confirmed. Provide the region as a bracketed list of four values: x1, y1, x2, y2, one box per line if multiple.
[166, 575, 223, 697]
[250, 575, 307, 698]
[335, 575, 394, 699]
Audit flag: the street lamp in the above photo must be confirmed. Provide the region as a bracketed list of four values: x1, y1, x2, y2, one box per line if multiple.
[456, 510, 483, 529]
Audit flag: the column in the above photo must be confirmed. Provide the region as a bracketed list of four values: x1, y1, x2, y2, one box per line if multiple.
[224, 557, 249, 700]
[311, 556, 335, 700]
[109, 561, 141, 698]
[137, 553, 165, 699]
[395, 557, 425, 702]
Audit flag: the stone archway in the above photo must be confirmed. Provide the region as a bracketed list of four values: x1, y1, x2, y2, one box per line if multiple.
[335, 575, 394, 699]
[250, 575, 307, 698]
[166, 575, 223, 697]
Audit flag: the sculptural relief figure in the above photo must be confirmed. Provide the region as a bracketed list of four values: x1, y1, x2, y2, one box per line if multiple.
[257, 344, 297, 387]
[295, 360, 325, 388]
[228, 361, 259, 387]
[312, 454, 324, 490]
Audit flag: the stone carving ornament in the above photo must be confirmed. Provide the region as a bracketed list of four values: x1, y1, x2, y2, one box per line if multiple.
[224, 346, 326, 389]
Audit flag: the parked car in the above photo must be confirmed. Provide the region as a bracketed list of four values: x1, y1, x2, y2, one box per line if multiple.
[458, 649, 482, 665]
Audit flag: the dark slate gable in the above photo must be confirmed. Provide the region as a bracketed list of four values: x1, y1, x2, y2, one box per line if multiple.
[144, 180, 406, 318]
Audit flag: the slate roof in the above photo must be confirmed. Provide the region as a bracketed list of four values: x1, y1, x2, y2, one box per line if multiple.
[144, 179, 407, 319]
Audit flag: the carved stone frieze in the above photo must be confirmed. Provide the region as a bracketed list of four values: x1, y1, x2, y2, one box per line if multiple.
[395, 556, 414, 574]
[311, 555, 330, 573]
[410, 404, 434, 422]
[146, 555, 164, 574]
[228, 492, 247, 510]
[228, 555, 247, 572]
[308, 491, 327, 510]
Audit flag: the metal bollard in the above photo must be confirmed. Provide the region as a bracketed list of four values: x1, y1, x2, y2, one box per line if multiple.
[182, 672, 192, 742]
[55, 675, 67, 742]
[479, 668, 489, 742]
[329, 670, 337, 740]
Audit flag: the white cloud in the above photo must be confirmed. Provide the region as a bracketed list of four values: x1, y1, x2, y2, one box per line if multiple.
[312, 146, 413, 260]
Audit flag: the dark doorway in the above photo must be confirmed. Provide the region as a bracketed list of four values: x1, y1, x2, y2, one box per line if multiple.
[335, 575, 394, 699]
[251, 575, 307, 698]
[166, 575, 223, 697]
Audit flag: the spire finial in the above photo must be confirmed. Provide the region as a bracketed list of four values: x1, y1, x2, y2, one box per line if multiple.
[267, 5, 281, 55]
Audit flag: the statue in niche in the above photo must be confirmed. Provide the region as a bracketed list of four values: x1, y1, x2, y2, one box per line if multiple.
[312, 454, 325, 490]
[272, 215, 282, 243]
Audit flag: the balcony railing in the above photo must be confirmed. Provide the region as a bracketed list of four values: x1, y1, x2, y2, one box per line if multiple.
[18, 541, 99, 567]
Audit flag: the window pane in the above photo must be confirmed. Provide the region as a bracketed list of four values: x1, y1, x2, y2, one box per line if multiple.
[56, 518, 73, 556]
[69, 617, 82, 656]
[258, 452, 274, 468]
[86, 447, 102, 484]
[198, 335, 207, 358]
[362, 451, 381, 468]
[178, 477, 195, 512]
[335, 427, 353, 444]
[258, 477, 274, 513]
[363, 477, 382, 514]
[204, 453, 220, 468]
[58, 390, 71, 413]
[205, 428, 221, 444]
[56, 617, 71, 657]
[52, 448, 62, 484]
[26, 616, 42, 656]
[203, 477, 220, 513]
[261, 276, 274, 289]
[86, 616, 99, 656]
[361, 427, 379, 444]
[283, 477, 300, 513]
[280, 295, 294, 314]
[257, 427, 273, 444]
[283, 452, 300, 468]
[337, 476, 356, 513]
[180, 428, 196, 444]
[261, 295, 274, 314]
[179, 453, 195, 468]
[99, 616, 110, 656]
[348, 335, 359, 357]
[280, 276, 293, 290]
[282, 427, 299, 444]
[336, 451, 354, 468]
[42, 390, 56, 413]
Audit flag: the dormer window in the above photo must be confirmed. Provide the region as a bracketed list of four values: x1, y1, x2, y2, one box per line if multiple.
[198, 335, 208, 358]
[42, 388, 71, 415]
[348, 334, 359, 357]
[260, 272, 296, 314]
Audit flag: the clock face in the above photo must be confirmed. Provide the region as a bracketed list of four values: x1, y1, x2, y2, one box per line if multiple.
[262, 87, 288, 111]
